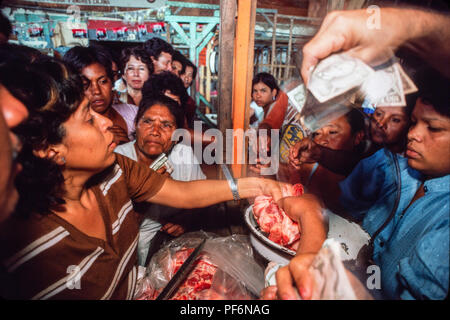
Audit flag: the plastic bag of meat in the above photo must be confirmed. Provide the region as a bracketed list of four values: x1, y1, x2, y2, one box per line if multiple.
[252, 183, 304, 249]
[134, 231, 265, 300]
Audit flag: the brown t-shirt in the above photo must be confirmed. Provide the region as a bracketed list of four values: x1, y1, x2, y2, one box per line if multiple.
[0, 154, 167, 300]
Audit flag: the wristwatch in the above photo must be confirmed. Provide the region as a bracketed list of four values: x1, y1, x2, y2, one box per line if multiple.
[220, 164, 240, 201]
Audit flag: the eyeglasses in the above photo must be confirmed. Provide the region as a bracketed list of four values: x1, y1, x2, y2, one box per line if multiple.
[125, 66, 148, 74]
[139, 118, 176, 132]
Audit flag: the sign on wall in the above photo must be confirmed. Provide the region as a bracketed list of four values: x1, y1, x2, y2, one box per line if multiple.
[15, 0, 166, 8]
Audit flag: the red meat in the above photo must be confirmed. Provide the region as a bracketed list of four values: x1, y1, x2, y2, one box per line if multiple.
[252, 183, 304, 247]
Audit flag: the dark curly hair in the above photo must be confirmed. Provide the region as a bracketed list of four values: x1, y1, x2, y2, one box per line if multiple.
[13, 58, 85, 217]
[252, 72, 280, 97]
[136, 94, 185, 130]
[414, 67, 450, 118]
[141, 71, 189, 107]
[143, 37, 174, 60]
[63, 45, 115, 81]
[172, 50, 187, 75]
[182, 57, 197, 80]
[120, 46, 153, 76]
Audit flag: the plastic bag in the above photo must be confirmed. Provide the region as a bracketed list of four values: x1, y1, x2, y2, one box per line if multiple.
[134, 231, 265, 300]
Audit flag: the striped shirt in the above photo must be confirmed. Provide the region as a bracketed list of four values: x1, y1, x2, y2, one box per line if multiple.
[0, 154, 166, 300]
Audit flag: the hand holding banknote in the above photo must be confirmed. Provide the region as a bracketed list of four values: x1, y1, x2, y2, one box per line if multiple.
[301, 8, 450, 84]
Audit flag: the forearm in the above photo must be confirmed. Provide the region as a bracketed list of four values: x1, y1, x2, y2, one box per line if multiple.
[149, 177, 268, 209]
[295, 206, 328, 255]
[401, 9, 450, 77]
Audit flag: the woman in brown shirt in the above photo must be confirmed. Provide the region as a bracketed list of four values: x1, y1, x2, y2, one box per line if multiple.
[0, 58, 287, 300]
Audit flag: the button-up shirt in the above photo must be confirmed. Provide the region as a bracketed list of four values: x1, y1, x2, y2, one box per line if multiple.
[339, 148, 449, 299]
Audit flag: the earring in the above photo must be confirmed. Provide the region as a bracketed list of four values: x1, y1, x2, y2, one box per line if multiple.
[272, 95, 276, 101]
[61, 156, 66, 164]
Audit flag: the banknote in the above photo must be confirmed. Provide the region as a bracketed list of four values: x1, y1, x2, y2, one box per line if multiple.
[376, 63, 406, 107]
[397, 63, 418, 95]
[287, 83, 306, 113]
[360, 62, 402, 106]
[308, 53, 375, 103]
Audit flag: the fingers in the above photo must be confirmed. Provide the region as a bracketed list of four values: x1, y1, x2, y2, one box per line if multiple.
[276, 254, 316, 300]
[260, 286, 278, 300]
[156, 166, 167, 175]
[266, 180, 286, 202]
[289, 255, 316, 300]
[275, 266, 301, 300]
[161, 223, 185, 236]
[300, 11, 355, 84]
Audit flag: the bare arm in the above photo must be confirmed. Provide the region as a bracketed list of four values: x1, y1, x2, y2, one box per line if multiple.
[148, 177, 287, 209]
[278, 194, 328, 255]
[289, 138, 361, 176]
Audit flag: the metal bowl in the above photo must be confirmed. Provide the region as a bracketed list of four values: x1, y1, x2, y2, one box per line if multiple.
[244, 205, 296, 264]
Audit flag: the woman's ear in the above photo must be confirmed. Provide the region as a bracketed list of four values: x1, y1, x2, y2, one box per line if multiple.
[272, 89, 278, 101]
[32, 146, 67, 165]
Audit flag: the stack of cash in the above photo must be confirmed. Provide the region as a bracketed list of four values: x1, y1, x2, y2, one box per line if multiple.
[308, 53, 418, 107]
[296, 53, 417, 132]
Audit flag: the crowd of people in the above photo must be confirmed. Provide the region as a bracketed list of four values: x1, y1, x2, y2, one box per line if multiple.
[0, 5, 449, 300]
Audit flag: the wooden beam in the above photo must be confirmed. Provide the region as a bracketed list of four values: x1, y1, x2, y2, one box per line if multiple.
[270, 13, 277, 75]
[218, 0, 237, 177]
[231, 0, 256, 178]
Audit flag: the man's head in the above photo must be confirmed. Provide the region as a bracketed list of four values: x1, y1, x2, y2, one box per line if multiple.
[171, 50, 186, 77]
[134, 95, 184, 162]
[143, 37, 174, 74]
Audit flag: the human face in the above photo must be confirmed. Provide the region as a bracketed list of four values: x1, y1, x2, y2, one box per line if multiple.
[135, 104, 177, 161]
[406, 98, 450, 177]
[172, 60, 183, 77]
[180, 65, 194, 89]
[312, 114, 357, 151]
[111, 61, 121, 82]
[252, 82, 277, 109]
[152, 52, 173, 74]
[123, 56, 150, 90]
[0, 84, 29, 222]
[81, 63, 113, 115]
[57, 98, 116, 175]
[370, 106, 409, 147]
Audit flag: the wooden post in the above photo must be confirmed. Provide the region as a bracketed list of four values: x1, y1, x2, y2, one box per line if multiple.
[270, 13, 277, 75]
[205, 40, 212, 113]
[286, 18, 294, 79]
[218, 0, 237, 178]
[231, 0, 256, 178]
